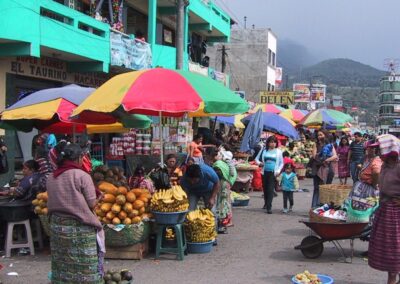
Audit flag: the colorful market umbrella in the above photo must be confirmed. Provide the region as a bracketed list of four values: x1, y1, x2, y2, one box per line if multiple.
[215, 115, 246, 128]
[280, 109, 308, 123]
[0, 85, 151, 133]
[72, 68, 249, 123]
[242, 112, 299, 140]
[299, 109, 353, 127]
[252, 104, 284, 114]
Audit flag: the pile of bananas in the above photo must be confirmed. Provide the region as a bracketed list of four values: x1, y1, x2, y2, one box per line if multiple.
[294, 270, 322, 284]
[165, 227, 176, 240]
[150, 185, 189, 212]
[184, 209, 217, 243]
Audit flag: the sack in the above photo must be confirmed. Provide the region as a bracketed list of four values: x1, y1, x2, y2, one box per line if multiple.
[0, 151, 8, 174]
[150, 167, 171, 190]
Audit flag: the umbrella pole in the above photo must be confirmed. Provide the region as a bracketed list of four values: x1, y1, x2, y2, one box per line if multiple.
[159, 111, 164, 167]
[73, 123, 76, 143]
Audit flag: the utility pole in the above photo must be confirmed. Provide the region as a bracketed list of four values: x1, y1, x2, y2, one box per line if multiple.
[176, 0, 185, 70]
[221, 45, 226, 73]
[244, 16, 247, 29]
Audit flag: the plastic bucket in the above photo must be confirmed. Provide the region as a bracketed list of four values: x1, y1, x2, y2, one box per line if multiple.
[292, 274, 334, 284]
[187, 240, 214, 254]
[152, 211, 188, 225]
[232, 199, 250, 207]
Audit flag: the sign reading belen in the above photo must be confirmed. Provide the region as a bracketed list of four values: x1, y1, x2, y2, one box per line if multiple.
[259, 91, 294, 105]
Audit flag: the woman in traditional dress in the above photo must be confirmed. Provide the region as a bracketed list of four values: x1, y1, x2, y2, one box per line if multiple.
[310, 130, 338, 207]
[368, 135, 400, 284]
[46, 144, 105, 283]
[213, 159, 237, 233]
[337, 136, 351, 185]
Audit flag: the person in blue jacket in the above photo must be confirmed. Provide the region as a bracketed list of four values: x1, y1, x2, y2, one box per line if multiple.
[255, 135, 283, 214]
[181, 164, 220, 211]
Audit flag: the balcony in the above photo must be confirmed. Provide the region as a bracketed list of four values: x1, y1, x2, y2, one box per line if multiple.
[188, 0, 231, 42]
[0, 0, 110, 72]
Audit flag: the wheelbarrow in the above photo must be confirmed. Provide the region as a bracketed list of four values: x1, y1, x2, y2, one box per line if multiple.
[295, 220, 369, 262]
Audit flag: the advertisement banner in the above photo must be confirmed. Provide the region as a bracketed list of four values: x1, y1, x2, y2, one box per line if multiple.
[293, 83, 326, 103]
[259, 91, 294, 105]
[275, 67, 283, 87]
[210, 69, 229, 86]
[235, 91, 245, 99]
[188, 62, 209, 76]
[110, 31, 152, 70]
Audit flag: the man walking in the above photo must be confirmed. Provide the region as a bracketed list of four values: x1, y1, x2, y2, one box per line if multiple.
[348, 132, 365, 183]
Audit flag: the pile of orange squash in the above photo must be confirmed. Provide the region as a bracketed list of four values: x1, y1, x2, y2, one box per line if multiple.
[95, 182, 152, 225]
[32, 192, 48, 215]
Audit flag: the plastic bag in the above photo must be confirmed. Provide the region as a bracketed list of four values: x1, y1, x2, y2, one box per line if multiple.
[150, 167, 171, 190]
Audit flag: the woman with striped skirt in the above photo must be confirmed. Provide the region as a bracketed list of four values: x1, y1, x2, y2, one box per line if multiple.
[368, 135, 400, 284]
[47, 144, 105, 283]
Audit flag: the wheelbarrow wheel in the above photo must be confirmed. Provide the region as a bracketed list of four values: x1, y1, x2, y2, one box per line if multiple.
[300, 236, 324, 259]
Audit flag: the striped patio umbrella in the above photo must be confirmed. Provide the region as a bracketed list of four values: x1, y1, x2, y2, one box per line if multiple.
[280, 109, 308, 123]
[299, 109, 353, 127]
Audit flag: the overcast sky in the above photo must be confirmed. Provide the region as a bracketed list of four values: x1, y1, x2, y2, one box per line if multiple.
[215, 0, 399, 69]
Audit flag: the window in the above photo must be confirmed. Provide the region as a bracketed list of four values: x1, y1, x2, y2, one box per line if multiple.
[272, 52, 276, 66]
[268, 49, 272, 65]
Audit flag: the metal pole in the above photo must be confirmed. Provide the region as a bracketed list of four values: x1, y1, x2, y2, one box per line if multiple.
[221, 45, 226, 73]
[176, 0, 185, 69]
[159, 111, 164, 167]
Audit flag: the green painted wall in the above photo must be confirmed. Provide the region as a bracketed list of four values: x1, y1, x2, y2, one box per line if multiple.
[0, 0, 110, 72]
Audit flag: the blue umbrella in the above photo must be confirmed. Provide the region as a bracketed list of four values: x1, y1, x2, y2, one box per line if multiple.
[240, 109, 263, 153]
[5, 84, 94, 110]
[242, 112, 300, 140]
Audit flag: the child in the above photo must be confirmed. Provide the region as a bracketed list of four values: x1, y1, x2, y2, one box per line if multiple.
[280, 163, 299, 213]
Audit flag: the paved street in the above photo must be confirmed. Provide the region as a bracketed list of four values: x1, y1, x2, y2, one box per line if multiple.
[0, 178, 386, 284]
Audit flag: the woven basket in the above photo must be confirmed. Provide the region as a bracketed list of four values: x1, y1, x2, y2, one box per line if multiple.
[309, 209, 344, 224]
[319, 184, 351, 206]
[295, 168, 307, 180]
[104, 221, 150, 247]
[38, 214, 51, 237]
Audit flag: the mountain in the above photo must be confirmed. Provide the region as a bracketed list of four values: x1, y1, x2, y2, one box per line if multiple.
[287, 58, 386, 87]
[278, 39, 321, 74]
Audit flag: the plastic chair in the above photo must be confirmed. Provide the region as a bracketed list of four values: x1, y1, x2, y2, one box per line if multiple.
[155, 224, 187, 261]
[5, 219, 35, 257]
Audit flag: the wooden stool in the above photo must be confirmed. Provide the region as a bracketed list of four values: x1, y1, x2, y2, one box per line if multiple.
[155, 224, 187, 261]
[5, 219, 35, 257]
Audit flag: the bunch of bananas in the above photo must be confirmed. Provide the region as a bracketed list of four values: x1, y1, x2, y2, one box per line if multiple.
[185, 209, 217, 243]
[165, 227, 176, 240]
[150, 185, 189, 212]
[294, 270, 322, 284]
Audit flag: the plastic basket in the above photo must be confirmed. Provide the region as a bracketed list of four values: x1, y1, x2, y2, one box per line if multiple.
[187, 240, 214, 254]
[292, 274, 333, 284]
[346, 204, 377, 223]
[319, 184, 351, 206]
[309, 209, 344, 224]
[38, 214, 51, 237]
[232, 199, 250, 207]
[152, 211, 188, 225]
[104, 222, 150, 247]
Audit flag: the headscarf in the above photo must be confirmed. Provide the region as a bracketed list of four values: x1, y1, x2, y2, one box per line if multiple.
[213, 160, 237, 186]
[377, 134, 400, 158]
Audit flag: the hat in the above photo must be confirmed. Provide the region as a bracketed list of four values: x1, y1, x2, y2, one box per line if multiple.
[365, 139, 379, 148]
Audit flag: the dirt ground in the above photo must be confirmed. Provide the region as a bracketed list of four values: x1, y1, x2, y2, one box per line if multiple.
[0, 178, 387, 283]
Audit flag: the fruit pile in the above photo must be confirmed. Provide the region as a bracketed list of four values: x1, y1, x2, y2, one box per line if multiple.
[165, 227, 176, 240]
[150, 185, 189, 212]
[184, 209, 217, 243]
[32, 192, 48, 215]
[95, 182, 152, 225]
[294, 270, 322, 284]
[92, 165, 128, 187]
[103, 269, 133, 284]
